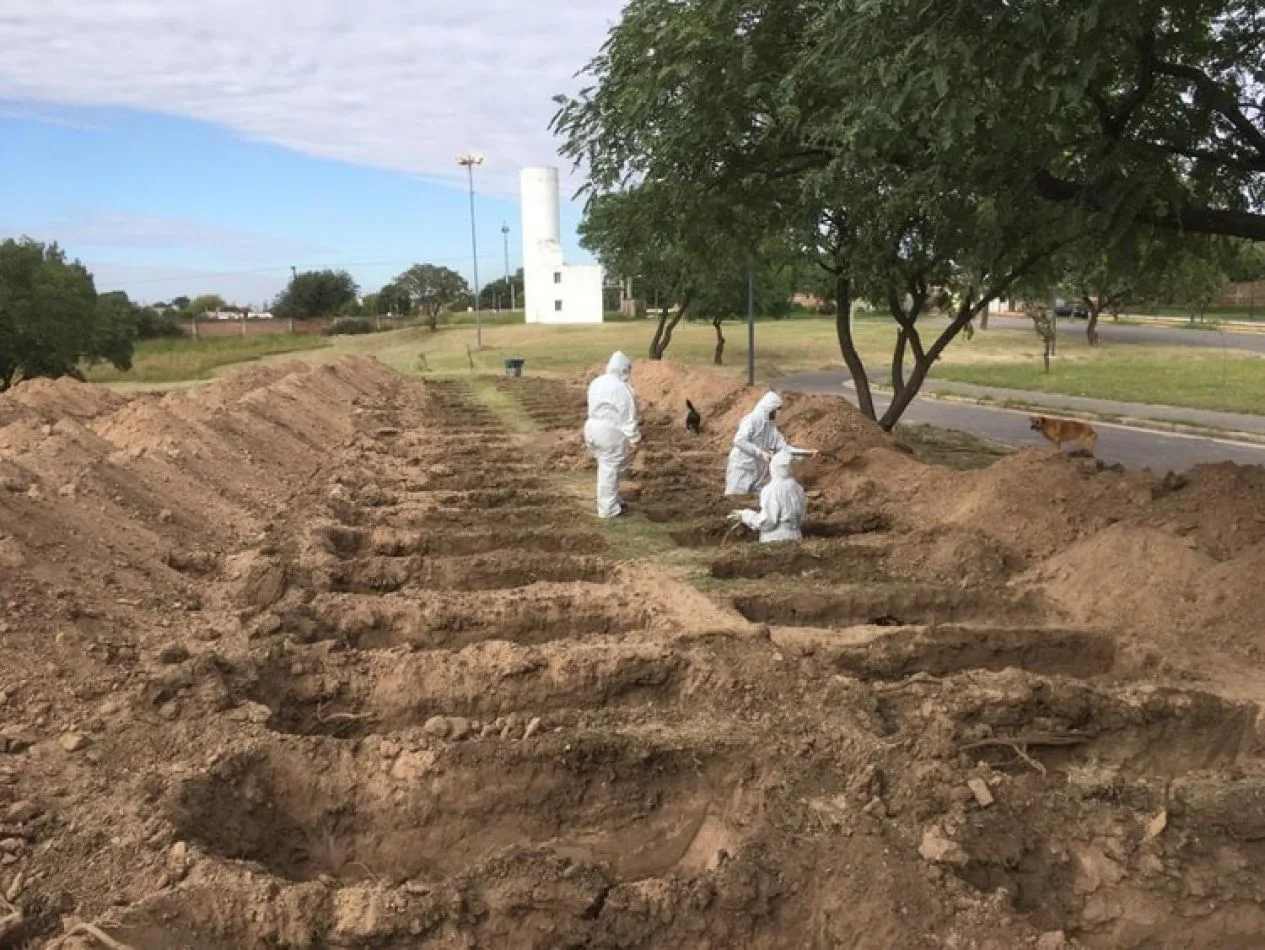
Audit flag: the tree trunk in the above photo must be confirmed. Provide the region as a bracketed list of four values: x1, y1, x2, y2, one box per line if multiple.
[877, 300, 977, 431]
[1086, 304, 1102, 345]
[427, 306, 439, 332]
[1043, 338, 1052, 373]
[649, 303, 687, 360]
[979, 308, 990, 330]
[834, 272, 876, 420]
[712, 317, 726, 365]
[891, 330, 908, 400]
[648, 307, 669, 359]
[880, 351, 932, 430]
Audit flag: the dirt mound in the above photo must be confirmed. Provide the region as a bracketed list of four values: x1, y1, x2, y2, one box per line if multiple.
[629, 359, 890, 458]
[1032, 524, 1213, 635]
[1189, 540, 1265, 658]
[1, 374, 124, 419]
[926, 450, 1154, 559]
[1150, 463, 1265, 559]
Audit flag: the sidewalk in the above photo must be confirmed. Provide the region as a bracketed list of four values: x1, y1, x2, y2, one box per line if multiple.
[919, 379, 1265, 437]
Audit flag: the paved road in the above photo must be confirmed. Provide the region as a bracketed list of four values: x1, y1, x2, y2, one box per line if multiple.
[986, 314, 1265, 354]
[777, 371, 1265, 473]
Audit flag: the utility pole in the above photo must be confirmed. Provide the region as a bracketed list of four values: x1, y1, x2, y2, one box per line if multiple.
[501, 222, 514, 311]
[457, 153, 485, 348]
[747, 264, 756, 385]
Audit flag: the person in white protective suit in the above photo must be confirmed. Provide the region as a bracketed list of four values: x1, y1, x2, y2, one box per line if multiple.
[724, 391, 811, 496]
[583, 351, 641, 518]
[728, 449, 806, 542]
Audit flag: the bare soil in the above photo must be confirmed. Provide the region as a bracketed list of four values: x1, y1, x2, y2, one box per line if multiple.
[2, 356, 1265, 949]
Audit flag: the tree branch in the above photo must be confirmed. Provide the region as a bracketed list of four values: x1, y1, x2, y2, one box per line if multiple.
[1033, 169, 1265, 241]
[1155, 60, 1265, 159]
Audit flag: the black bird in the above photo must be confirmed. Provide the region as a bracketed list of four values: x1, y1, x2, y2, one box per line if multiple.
[685, 399, 702, 434]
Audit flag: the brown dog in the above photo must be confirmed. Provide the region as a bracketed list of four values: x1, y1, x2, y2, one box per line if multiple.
[1030, 415, 1098, 454]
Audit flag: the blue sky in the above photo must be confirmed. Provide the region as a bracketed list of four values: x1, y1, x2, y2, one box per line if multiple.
[0, 1, 622, 306]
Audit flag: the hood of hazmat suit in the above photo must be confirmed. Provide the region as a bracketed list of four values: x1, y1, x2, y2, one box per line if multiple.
[724, 391, 801, 496]
[606, 350, 633, 382]
[583, 351, 641, 518]
[739, 449, 806, 542]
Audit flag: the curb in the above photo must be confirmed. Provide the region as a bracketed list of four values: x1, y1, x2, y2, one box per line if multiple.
[840, 380, 1265, 448]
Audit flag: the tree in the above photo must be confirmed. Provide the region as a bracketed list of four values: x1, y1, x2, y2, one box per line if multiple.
[183, 294, 228, 318]
[1225, 241, 1265, 283]
[134, 304, 183, 339]
[578, 176, 777, 360]
[372, 281, 414, 316]
[0, 238, 135, 389]
[93, 291, 141, 368]
[170, 295, 191, 311]
[1160, 250, 1229, 324]
[555, 0, 1072, 428]
[272, 270, 359, 319]
[555, 0, 1264, 428]
[479, 269, 525, 310]
[394, 264, 470, 330]
[689, 249, 797, 364]
[834, 0, 1265, 242]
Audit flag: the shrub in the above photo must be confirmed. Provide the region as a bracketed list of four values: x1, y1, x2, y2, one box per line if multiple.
[324, 317, 375, 336]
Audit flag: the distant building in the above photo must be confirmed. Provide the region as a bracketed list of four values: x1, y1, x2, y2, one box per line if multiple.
[520, 166, 604, 325]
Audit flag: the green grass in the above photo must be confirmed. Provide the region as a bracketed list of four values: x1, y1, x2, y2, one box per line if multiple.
[82, 311, 1265, 425]
[935, 349, 1265, 415]
[85, 334, 330, 384]
[1149, 305, 1265, 322]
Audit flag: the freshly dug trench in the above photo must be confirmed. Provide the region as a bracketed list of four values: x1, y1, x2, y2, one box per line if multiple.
[288, 590, 649, 649]
[366, 527, 608, 557]
[325, 553, 614, 593]
[771, 624, 1117, 680]
[247, 642, 685, 737]
[733, 585, 1041, 628]
[374, 505, 579, 530]
[170, 734, 747, 884]
[710, 544, 889, 582]
[409, 473, 546, 491]
[670, 513, 890, 546]
[896, 678, 1264, 943]
[411, 488, 559, 508]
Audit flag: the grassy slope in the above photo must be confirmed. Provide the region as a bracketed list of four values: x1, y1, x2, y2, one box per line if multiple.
[85, 334, 330, 385]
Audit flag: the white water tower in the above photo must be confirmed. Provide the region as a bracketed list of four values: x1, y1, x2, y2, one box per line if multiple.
[520, 166, 604, 325]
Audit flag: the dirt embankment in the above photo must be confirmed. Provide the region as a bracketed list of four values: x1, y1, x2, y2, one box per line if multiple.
[2, 356, 1265, 949]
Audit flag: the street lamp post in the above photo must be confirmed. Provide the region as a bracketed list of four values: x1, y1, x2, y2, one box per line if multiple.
[501, 222, 514, 311]
[456, 153, 485, 348]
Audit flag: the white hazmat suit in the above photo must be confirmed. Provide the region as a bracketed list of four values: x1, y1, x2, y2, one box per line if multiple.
[730, 450, 806, 542]
[724, 391, 806, 496]
[583, 351, 641, 518]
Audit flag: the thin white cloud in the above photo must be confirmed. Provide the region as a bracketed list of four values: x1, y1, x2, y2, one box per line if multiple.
[0, 104, 108, 131]
[10, 210, 330, 260]
[81, 261, 294, 306]
[0, 0, 621, 197]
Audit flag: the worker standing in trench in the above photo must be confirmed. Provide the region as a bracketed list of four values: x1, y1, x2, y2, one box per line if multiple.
[583, 351, 641, 518]
[724, 391, 815, 496]
[728, 449, 807, 542]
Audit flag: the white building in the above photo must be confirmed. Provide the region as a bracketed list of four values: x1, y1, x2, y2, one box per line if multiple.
[520, 166, 604, 324]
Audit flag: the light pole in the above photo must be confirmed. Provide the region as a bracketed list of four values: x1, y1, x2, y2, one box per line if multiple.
[501, 221, 514, 311]
[747, 264, 756, 385]
[456, 153, 485, 348]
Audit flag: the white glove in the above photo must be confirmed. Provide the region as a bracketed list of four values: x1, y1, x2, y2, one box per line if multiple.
[726, 510, 744, 523]
[760, 450, 773, 462]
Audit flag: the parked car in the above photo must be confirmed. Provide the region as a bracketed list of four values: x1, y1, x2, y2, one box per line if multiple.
[1053, 298, 1090, 319]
